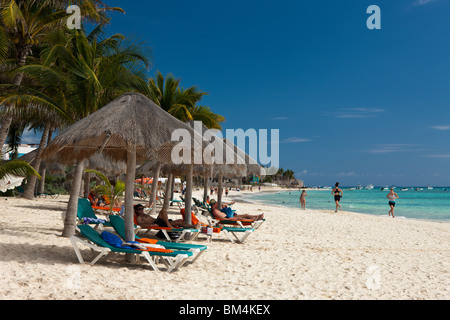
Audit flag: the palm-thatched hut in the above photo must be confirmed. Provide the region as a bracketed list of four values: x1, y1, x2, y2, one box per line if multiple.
[42, 92, 205, 240]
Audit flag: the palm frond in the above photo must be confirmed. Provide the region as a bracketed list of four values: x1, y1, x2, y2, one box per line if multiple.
[0, 159, 41, 180]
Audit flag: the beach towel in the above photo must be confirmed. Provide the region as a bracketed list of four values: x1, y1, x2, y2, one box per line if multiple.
[100, 231, 173, 253]
[82, 217, 107, 224]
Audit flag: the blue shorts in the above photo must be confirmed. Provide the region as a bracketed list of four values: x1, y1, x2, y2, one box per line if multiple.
[220, 207, 235, 218]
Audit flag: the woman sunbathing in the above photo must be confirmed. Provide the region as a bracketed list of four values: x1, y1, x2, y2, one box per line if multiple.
[209, 199, 263, 221]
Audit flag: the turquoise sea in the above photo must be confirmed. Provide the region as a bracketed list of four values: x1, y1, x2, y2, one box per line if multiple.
[246, 187, 450, 222]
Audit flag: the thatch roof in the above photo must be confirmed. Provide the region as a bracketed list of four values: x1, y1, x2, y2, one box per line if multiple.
[42, 93, 204, 165]
[18, 149, 66, 174]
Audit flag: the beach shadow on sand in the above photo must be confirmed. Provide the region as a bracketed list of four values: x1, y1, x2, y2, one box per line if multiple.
[13, 204, 65, 212]
[0, 237, 153, 269]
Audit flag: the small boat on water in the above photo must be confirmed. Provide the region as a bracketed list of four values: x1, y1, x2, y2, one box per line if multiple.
[380, 186, 389, 191]
[365, 184, 374, 190]
[427, 186, 433, 190]
[401, 187, 408, 191]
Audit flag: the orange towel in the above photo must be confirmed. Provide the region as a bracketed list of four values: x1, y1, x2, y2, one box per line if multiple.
[180, 209, 221, 233]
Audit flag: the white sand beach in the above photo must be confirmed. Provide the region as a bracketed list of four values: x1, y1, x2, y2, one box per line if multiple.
[0, 188, 449, 300]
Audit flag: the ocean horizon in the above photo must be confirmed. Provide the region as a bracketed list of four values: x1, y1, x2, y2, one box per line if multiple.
[245, 187, 450, 222]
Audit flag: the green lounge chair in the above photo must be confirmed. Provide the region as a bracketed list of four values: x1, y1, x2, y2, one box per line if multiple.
[201, 204, 265, 229]
[70, 224, 192, 272]
[220, 226, 255, 244]
[182, 208, 255, 244]
[77, 198, 112, 230]
[109, 215, 207, 263]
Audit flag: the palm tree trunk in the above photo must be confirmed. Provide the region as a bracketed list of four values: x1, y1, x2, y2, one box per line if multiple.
[37, 167, 46, 194]
[163, 173, 173, 210]
[37, 129, 52, 194]
[83, 171, 91, 198]
[217, 173, 223, 209]
[203, 170, 208, 203]
[62, 160, 85, 237]
[170, 175, 175, 200]
[0, 46, 30, 148]
[22, 123, 51, 199]
[150, 163, 161, 214]
[184, 164, 193, 224]
[124, 149, 136, 242]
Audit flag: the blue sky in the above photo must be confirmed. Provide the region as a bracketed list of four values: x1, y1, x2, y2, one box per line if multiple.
[24, 0, 450, 186]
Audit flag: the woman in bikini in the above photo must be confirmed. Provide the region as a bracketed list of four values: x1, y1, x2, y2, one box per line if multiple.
[387, 188, 399, 218]
[300, 190, 307, 210]
[332, 182, 343, 212]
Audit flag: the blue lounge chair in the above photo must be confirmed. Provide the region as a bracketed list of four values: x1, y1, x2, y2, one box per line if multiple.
[70, 224, 192, 272]
[109, 215, 207, 263]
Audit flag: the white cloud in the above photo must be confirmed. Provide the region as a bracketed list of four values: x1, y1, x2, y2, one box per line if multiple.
[366, 144, 420, 154]
[282, 137, 311, 143]
[425, 154, 450, 158]
[273, 116, 288, 120]
[21, 128, 42, 144]
[431, 125, 450, 131]
[336, 171, 356, 177]
[324, 108, 385, 119]
[413, 0, 438, 6]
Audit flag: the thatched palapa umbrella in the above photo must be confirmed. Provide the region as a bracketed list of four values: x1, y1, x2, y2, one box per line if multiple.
[186, 121, 265, 208]
[43, 92, 204, 241]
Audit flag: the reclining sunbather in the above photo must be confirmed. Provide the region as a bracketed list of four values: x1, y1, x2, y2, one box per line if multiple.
[210, 199, 263, 221]
[134, 204, 201, 229]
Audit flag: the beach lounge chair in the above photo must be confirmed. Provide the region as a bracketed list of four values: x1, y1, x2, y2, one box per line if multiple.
[109, 215, 207, 263]
[35, 192, 60, 198]
[12, 185, 25, 197]
[77, 198, 112, 230]
[70, 224, 192, 272]
[91, 205, 121, 213]
[202, 206, 265, 229]
[133, 214, 200, 243]
[192, 197, 210, 214]
[180, 209, 254, 244]
[170, 196, 184, 209]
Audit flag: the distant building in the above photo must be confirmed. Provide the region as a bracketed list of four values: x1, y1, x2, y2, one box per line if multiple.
[1, 144, 38, 160]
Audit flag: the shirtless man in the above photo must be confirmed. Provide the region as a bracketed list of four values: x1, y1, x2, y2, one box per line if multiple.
[209, 199, 264, 221]
[134, 204, 200, 229]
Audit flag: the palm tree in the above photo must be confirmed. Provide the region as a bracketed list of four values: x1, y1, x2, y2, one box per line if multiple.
[0, 28, 150, 199]
[0, 157, 40, 180]
[1, 27, 151, 235]
[0, 0, 125, 147]
[189, 105, 225, 130]
[85, 168, 125, 215]
[147, 71, 225, 129]
[0, 151, 40, 195]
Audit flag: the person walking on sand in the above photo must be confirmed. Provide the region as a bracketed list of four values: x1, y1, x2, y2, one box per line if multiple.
[387, 188, 399, 218]
[300, 190, 307, 210]
[332, 182, 343, 212]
